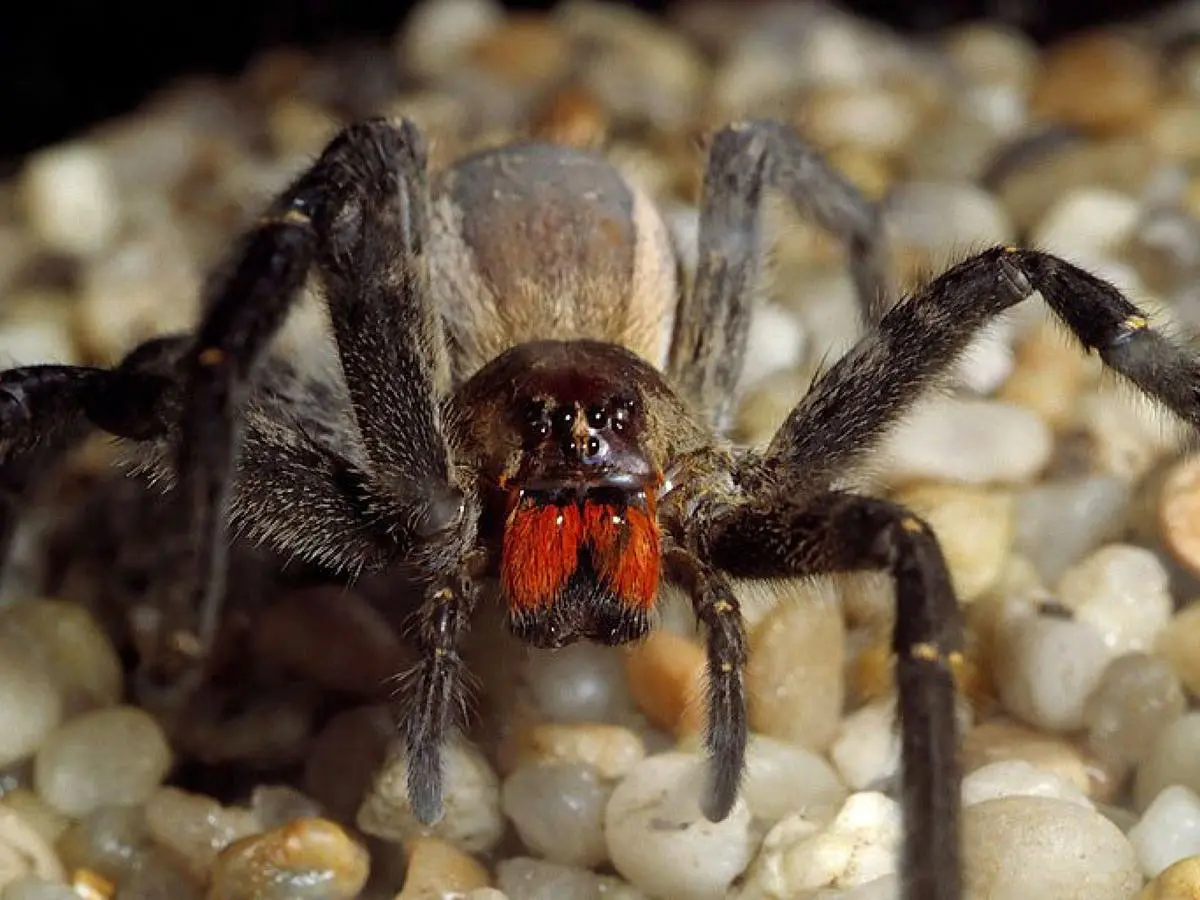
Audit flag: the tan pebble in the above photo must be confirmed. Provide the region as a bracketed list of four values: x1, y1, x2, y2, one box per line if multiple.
[512, 723, 645, 780]
[803, 85, 921, 156]
[623, 630, 705, 737]
[532, 87, 609, 149]
[143, 786, 260, 881]
[1160, 458, 1200, 580]
[745, 582, 845, 751]
[893, 483, 1015, 603]
[468, 16, 571, 88]
[825, 146, 892, 200]
[72, 869, 115, 899]
[0, 804, 65, 886]
[1157, 603, 1200, 698]
[268, 99, 340, 158]
[209, 818, 369, 900]
[1150, 101, 1200, 162]
[962, 717, 1090, 795]
[0, 789, 70, 845]
[1031, 32, 1160, 134]
[1137, 855, 1200, 899]
[998, 319, 1097, 428]
[395, 836, 489, 899]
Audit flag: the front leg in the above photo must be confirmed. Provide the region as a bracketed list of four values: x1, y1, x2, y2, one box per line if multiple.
[693, 491, 962, 900]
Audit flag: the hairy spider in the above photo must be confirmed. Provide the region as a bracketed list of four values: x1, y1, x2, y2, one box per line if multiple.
[4, 117, 1200, 900]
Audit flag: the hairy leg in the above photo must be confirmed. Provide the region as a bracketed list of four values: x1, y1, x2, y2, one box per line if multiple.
[694, 491, 962, 900]
[668, 119, 891, 427]
[664, 546, 748, 821]
[750, 246, 1200, 497]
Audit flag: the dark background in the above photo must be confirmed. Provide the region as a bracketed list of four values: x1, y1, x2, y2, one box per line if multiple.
[0, 0, 1171, 170]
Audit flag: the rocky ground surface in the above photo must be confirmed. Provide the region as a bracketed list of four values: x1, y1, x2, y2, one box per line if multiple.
[5, 0, 1200, 898]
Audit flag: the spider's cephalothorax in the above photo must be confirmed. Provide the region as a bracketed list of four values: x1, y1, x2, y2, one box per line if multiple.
[5, 118, 1200, 900]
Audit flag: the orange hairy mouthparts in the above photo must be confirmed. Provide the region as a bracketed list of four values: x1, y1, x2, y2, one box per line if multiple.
[501, 496, 660, 612]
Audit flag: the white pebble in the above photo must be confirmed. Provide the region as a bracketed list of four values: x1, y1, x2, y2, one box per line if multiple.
[951, 323, 1016, 395]
[740, 304, 806, 390]
[1056, 544, 1172, 657]
[496, 857, 640, 900]
[357, 738, 503, 853]
[605, 753, 754, 900]
[1129, 785, 1200, 877]
[739, 793, 901, 898]
[524, 643, 635, 725]
[1085, 653, 1185, 777]
[397, 0, 504, 79]
[880, 397, 1051, 485]
[885, 181, 1015, 258]
[830, 701, 899, 792]
[962, 760, 1092, 809]
[33, 706, 172, 817]
[1015, 475, 1132, 583]
[0, 639, 62, 769]
[1136, 713, 1200, 810]
[1, 878, 78, 900]
[993, 605, 1112, 732]
[19, 142, 120, 256]
[963, 796, 1142, 899]
[502, 763, 609, 868]
[1032, 188, 1140, 260]
[741, 734, 848, 826]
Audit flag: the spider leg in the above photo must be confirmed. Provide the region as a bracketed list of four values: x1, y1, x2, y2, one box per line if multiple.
[664, 546, 748, 821]
[692, 491, 961, 900]
[667, 119, 891, 427]
[754, 246, 1200, 496]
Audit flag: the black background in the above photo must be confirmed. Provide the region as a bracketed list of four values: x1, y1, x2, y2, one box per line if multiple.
[0, 0, 1170, 169]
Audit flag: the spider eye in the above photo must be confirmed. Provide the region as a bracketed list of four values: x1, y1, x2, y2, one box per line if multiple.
[583, 435, 605, 463]
[552, 407, 576, 432]
[585, 405, 608, 429]
[523, 400, 550, 438]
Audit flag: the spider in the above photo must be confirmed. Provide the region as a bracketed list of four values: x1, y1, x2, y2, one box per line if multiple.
[3, 117, 1200, 900]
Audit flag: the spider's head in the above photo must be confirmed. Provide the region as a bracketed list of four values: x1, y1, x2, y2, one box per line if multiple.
[453, 340, 675, 648]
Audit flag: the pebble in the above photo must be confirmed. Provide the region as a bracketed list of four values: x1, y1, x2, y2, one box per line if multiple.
[740, 304, 807, 390]
[738, 792, 900, 898]
[829, 700, 899, 792]
[943, 22, 1040, 89]
[1159, 603, 1200, 698]
[496, 857, 642, 900]
[357, 739, 504, 854]
[884, 181, 1015, 271]
[879, 397, 1052, 486]
[1137, 856, 1200, 899]
[0, 793, 67, 848]
[1056, 544, 1173, 657]
[18, 142, 120, 256]
[605, 752, 754, 900]
[998, 319, 1097, 429]
[0, 600, 123, 713]
[804, 86, 921, 156]
[509, 723, 645, 781]
[892, 483, 1014, 602]
[501, 763, 609, 868]
[524, 643, 636, 725]
[745, 583, 845, 752]
[1014, 475, 1132, 583]
[962, 760, 1092, 809]
[33, 706, 172, 818]
[394, 836, 490, 899]
[1159, 456, 1200, 580]
[1030, 187, 1140, 259]
[1130, 785, 1200, 878]
[1, 878, 79, 900]
[992, 603, 1112, 732]
[396, 0, 505, 79]
[54, 806, 151, 884]
[0, 638, 62, 769]
[963, 796, 1142, 898]
[0, 807, 64, 890]
[1031, 32, 1159, 134]
[209, 818, 369, 900]
[1085, 654, 1186, 777]
[962, 718, 1091, 796]
[142, 787, 259, 880]
[1080, 380, 1189, 481]
[740, 734, 848, 826]
[304, 705, 394, 824]
[1136, 713, 1200, 810]
[623, 630, 706, 738]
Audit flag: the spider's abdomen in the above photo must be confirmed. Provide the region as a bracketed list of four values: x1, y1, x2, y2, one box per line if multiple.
[428, 143, 678, 381]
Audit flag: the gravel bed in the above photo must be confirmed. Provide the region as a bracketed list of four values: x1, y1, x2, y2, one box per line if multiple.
[4, 1, 1200, 898]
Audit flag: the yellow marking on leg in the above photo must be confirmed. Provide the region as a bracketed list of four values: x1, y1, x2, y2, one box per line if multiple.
[712, 600, 733, 615]
[1123, 315, 1148, 332]
[258, 208, 312, 228]
[197, 348, 226, 367]
[719, 662, 733, 673]
[1003, 245, 1019, 254]
[900, 516, 924, 534]
[910, 641, 941, 662]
